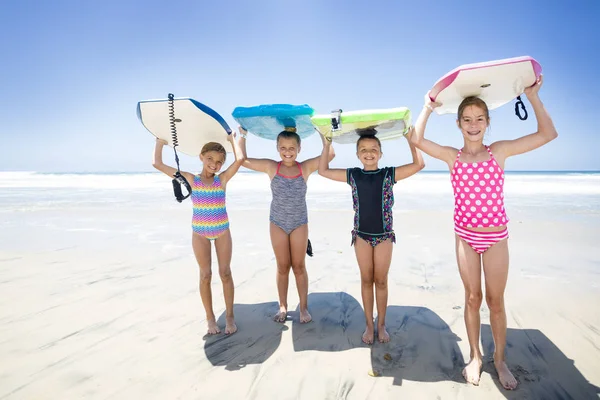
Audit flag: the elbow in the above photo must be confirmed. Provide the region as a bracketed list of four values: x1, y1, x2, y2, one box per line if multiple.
[410, 134, 422, 147]
[416, 159, 425, 171]
[152, 162, 161, 170]
[541, 128, 558, 144]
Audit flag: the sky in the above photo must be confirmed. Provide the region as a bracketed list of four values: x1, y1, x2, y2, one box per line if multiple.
[0, 0, 598, 172]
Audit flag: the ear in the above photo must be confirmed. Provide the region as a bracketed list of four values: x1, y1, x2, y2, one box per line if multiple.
[456, 118, 461, 130]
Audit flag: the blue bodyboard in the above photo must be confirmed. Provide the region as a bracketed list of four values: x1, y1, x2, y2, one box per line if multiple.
[232, 104, 315, 140]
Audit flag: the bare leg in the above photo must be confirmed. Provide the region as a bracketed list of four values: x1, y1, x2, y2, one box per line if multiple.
[290, 224, 311, 323]
[270, 223, 291, 322]
[354, 237, 375, 344]
[214, 229, 236, 335]
[192, 233, 220, 334]
[373, 239, 393, 343]
[456, 235, 483, 385]
[483, 238, 517, 390]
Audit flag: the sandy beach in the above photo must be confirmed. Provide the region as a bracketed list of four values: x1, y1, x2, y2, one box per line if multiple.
[0, 172, 599, 399]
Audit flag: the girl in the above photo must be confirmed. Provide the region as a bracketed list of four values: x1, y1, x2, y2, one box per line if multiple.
[410, 75, 558, 390]
[152, 130, 245, 335]
[318, 128, 424, 344]
[239, 128, 334, 324]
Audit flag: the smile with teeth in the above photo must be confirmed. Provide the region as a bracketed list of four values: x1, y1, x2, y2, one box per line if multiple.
[467, 130, 480, 135]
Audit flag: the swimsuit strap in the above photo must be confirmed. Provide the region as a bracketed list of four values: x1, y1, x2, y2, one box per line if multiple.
[455, 148, 463, 164]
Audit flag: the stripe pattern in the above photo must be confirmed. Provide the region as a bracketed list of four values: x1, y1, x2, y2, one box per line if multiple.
[454, 224, 508, 254]
[269, 162, 308, 234]
[192, 175, 229, 239]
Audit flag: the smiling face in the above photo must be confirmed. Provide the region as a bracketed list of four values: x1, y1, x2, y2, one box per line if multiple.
[456, 97, 490, 143]
[277, 136, 300, 163]
[356, 136, 382, 168]
[199, 142, 226, 175]
[200, 150, 225, 174]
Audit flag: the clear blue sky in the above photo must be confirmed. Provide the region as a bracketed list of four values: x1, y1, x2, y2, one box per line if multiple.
[1, 0, 598, 172]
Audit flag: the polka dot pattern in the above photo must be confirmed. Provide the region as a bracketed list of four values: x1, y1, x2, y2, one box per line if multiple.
[451, 146, 508, 228]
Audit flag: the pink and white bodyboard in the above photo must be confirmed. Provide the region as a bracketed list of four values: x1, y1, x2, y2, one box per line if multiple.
[429, 56, 542, 115]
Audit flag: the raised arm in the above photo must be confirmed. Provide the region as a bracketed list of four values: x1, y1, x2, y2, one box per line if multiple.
[238, 127, 277, 178]
[410, 93, 457, 167]
[219, 129, 246, 187]
[491, 75, 558, 161]
[301, 132, 336, 175]
[317, 135, 346, 182]
[152, 139, 194, 182]
[394, 127, 425, 181]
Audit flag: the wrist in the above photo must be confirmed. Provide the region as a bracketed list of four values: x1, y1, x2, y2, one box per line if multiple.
[423, 104, 434, 112]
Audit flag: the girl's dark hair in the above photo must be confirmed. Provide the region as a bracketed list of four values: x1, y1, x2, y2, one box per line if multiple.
[356, 134, 381, 151]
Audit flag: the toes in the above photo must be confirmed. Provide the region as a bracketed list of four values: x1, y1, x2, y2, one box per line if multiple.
[225, 326, 237, 335]
[273, 313, 286, 323]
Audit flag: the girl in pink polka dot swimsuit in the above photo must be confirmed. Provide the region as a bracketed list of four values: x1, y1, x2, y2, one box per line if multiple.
[411, 74, 558, 391]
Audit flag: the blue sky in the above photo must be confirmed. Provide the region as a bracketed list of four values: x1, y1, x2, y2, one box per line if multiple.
[1, 0, 598, 172]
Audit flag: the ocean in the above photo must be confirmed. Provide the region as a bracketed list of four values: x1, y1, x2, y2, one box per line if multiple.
[2, 170, 599, 215]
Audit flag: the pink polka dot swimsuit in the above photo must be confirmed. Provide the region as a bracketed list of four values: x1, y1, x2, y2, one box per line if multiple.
[451, 146, 509, 229]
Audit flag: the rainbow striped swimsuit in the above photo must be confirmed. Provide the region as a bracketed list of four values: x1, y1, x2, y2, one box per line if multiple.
[191, 174, 229, 240]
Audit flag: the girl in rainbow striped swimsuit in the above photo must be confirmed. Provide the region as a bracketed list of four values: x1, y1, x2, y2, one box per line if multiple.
[153, 130, 245, 336]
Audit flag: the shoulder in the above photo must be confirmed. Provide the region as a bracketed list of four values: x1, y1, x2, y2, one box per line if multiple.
[346, 166, 362, 176]
[183, 172, 197, 183]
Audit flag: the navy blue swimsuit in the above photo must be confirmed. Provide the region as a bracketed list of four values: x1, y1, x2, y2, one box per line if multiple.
[346, 167, 396, 247]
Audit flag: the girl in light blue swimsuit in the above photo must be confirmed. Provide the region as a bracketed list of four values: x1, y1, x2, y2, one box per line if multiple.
[239, 128, 334, 324]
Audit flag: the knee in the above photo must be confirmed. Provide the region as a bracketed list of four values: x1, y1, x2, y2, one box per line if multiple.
[200, 270, 212, 284]
[291, 262, 306, 276]
[485, 293, 505, 313]
[361, 274, 374, 286]
[277, 263, 291, 275]
[465, 290, 483, 310]
[219, 268, 232, 283]
[374, 277, 387, 290]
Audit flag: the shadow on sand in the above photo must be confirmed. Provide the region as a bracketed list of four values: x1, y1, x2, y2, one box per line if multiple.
[203, 302, 285, 371]
[292, 292, 464, 386]
[481, 324, 600, 399]
[291, 291, 369, 352]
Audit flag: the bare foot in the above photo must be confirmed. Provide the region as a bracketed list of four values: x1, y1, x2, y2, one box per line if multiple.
[495, 360, 518, 390]
[462, 357, 483, 386]
[299, 309, 312, 323]
[225, 316, 237, 335]
[273, 306, 287, 323]
[362, 326, 375, 345]
[207, 319, 221, 335]
[378, 325, 390, 343]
